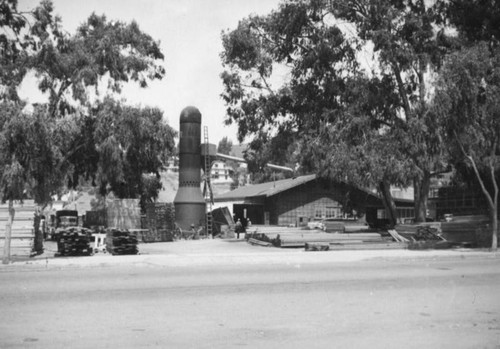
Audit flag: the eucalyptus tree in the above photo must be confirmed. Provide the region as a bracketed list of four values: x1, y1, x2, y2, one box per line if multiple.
[1, 0, 169, 262]
[1, 0, 60, 263]
[217, 136, 233, 155]
[31, 11, 165, 117]
[220, 0, 450, 226]
[0, 0, 57, 102]
[446, 0, 500, 44]
[434, 43, 500, 250]
[432, 0, 500, 250]
[91, 98, 176, 205]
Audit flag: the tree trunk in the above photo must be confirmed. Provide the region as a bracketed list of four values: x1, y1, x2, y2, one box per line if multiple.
[414, 171, 431, 223]
[2, 199, 15, 264]
[378, 179, 398, 228]
[490, 208, 498, 251]
[467, 156, 498, 251]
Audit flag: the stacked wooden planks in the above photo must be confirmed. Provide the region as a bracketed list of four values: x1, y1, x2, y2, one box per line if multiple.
[323, 221, 346, 233]
[276, 232, 386, 247]
[105, 229, 138, 255]
[327, 241, 407, 250]
[144, 203, 175, 242]
[245, 226, 401, 249]
[106, 199, 141, 231]
[57, 228, 93, 256]
[395, 215, 489, 247]
[0, 202, 36, 258]
[85, 210, 106, 228]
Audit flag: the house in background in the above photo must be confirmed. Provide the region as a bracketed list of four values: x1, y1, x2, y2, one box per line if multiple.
[162, 156, 238, 196]
[213, 174, 414, 228]
[211, 160, 233, 184]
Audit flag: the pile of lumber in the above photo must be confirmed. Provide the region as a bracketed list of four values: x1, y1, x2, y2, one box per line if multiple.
[323, 221, 346, 233]
[275, 232, 385, 248]
[245, 226, 404, 250]
[390, 226, 452, 250]
[106, 199, 141, 230]
[105, 229, 138, 255]
[57, 228, 93, 256]
[395, 215, 489, 248]
[144, 203, 176, 242]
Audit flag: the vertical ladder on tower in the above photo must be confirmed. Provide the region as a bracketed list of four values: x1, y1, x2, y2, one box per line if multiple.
[203, 126, 213, 237]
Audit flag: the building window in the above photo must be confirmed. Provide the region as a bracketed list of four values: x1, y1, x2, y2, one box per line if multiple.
[325, 206, 341, 219]
[396, 208, 414, 219]
[429, 188, 439, 198]
[377, 209, 386, 219]
[315, 208, 323, 219]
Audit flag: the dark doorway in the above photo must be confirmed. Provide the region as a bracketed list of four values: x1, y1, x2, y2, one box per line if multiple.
[233, 204, 265, 226]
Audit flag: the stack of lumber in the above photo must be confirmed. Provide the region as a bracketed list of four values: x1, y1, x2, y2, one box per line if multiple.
[391, 226, 451, 250]
[84, 210, 106, 228]
[137, 229, 174, 243]
[57, 228, 93, 256]
[323, 221, 346, 233]
[276, 232, 386, 248]
[395, 215, 489, 247]
[144, 203, 175, 242]
[0, 202, 36, 258]
[105, 229, 138, 255]
[106, 199, 141, 230]
[245, 226, 402, 249]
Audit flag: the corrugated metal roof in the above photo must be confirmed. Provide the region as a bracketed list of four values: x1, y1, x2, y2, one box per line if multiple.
[214, 174, 317, 201]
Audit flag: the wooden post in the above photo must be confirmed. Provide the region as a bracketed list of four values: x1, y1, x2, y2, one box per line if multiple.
[2, 199, 15, 264]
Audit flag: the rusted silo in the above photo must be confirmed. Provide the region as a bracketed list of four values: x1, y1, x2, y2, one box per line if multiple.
[173, 106, 206, 231]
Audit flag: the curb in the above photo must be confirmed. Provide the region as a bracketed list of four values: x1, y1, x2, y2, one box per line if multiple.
[1, 247, 498, 271]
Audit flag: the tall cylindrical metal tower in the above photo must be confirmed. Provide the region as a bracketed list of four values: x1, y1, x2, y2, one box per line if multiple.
[173, 106, 206, 231]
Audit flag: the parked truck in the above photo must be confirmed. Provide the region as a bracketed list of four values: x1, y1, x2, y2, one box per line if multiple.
[50, 210, 79, 240]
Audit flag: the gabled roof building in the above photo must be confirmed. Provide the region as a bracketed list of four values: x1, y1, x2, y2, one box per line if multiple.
[213, 174, 414, 228]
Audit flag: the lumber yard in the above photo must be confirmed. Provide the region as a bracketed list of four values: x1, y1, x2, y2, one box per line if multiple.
[0, 106, 493, 262]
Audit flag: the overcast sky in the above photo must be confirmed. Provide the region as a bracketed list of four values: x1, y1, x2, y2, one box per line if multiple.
[18, 0, 282, 144]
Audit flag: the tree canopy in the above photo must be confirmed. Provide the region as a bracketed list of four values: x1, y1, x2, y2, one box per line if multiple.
[217, 136, 233, 155]
[220, 0, 451, 225]
[434, 43, 500, 250]
[1, 0, 173, 207]
[431, 0, 500, 250]
[1, 1, 172, 263]
[0, 0, 57, 102]
[31, 11, 165, 117]
[91, 98, 176, 200]
[446, 0, 500, 44]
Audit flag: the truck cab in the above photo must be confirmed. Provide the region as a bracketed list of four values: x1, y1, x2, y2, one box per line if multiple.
[50, 210, 79, 240]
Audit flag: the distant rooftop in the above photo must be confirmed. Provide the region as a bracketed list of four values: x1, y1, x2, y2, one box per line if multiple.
[214, 174, 316, 201]
[229, 143, 248, 159]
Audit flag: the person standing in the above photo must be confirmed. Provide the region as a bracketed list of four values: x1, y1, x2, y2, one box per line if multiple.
[235, 218, 243, 239]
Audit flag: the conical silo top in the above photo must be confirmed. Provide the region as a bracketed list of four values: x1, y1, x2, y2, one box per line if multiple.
[180, 106, 201, 124]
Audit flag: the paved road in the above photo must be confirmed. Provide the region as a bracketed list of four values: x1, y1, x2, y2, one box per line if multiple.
[1, 249, 499, 349]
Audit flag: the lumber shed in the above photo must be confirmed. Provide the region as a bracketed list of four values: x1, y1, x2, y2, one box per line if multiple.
[213, 174, 413, 229]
